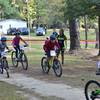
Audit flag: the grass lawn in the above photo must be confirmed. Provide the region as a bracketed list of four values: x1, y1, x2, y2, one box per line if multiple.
[0, 81, 27, 100]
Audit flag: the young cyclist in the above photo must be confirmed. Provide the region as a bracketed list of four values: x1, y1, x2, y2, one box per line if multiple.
[0, 37, 10, 58]
[43, 35, 60, 67]
[12, 30, 28, 59]
[57, 28, 67, 65]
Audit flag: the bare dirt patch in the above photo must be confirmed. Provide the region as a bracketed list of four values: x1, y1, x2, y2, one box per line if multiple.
[10, 48, 100, 89]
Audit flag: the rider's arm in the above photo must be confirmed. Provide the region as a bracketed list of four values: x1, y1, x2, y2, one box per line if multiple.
[20, 37, 28, 46]
[55, 41, 60, 49]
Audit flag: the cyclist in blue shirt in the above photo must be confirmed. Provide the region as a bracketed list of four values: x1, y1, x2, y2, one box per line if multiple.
[0, 37, 10, 58]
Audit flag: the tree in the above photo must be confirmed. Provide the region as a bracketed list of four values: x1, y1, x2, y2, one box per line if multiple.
[64, 0, 81, 51]
[64, 0, 100, 52]
[0, 0, 19, 19]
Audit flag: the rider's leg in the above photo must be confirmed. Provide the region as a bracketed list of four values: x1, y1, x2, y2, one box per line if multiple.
[0, 53, 1, 65]
[14, 47, 19, 58]
[61, 49, 64, 65]
[56, 49, 60, 59]
[48, 57, 54, 67]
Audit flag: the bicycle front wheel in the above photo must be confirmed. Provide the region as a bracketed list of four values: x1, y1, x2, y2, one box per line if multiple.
[53, 59, 62, 77]
[41, 57, 50, 74]
[11, 51, 18, 67]
[21, 53, 28, 70]
[2, 59, 9, 78]
[85, 80, 100, 100]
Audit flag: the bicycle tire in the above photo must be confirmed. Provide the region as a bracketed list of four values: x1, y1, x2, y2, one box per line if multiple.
[2, 59, 9, 78]
[85, 80, 100, 100]
[11, 51, 18, 67]
[41, 57, 50, 74]
[53, 59, 62, 77]
[21, 53, 28, 70]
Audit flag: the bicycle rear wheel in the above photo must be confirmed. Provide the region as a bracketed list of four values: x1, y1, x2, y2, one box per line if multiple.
[21, 53, 28, 70]
[41, 57, 50, 74]
[53, 59, 62, 77]
[11, 51, 18, 67]
[2, 59, 9, 78]
[85, 80, 100, 100]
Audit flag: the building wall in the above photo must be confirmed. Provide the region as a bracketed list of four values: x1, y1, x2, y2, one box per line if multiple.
[0, 19, 27, 34]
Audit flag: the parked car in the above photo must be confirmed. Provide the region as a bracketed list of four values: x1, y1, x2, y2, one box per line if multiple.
[36, 27, 45, 36]
[18, 27, 29, 35]
[7, 28, 16, 35]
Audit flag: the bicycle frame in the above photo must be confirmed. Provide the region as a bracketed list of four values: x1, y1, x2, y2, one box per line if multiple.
[91, 89, 100, 99]
[0, 51, 9, 59]
[13, 45, 27, 59]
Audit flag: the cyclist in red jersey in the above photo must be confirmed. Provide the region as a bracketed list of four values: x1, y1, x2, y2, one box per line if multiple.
[12, 30, 28, 59]
[43, 35, 60, 67]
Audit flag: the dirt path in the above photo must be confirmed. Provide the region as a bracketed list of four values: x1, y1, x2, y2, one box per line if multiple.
[0, 73, 85, 100]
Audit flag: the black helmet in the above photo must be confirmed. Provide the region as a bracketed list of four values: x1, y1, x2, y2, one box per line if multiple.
[14, 31, 20, 35]
[14, 29, 20, 35]
[50, 35, 56, 41]
[52, 32, 58, 37]
[1, 37, 7, 42]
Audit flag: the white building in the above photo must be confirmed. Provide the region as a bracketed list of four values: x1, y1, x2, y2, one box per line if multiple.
[0, 19, 27, 34]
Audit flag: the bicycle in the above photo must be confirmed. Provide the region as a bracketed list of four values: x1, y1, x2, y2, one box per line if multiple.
[0, 50, 10, 78]
[41, 50, 62, 77]
[85, 80, 100, 100]
[11, 45, 28, 70]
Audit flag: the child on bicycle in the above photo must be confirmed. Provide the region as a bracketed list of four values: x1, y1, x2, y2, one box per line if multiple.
[0, 37, 10, 58]
[12, 30, 28, 59]
[43, 34, 60, 67]
[57, 28, 67, 64]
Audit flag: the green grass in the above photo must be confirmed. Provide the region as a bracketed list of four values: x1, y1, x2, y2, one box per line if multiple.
[0, 81, 26, 100]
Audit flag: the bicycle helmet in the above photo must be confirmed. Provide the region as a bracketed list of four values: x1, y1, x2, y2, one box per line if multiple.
[1, 37, 7, 42]
[52, 32, 58, 37]
[50, 35, 56, 41]
[14, 31, 20, 35]
[14, 29, 20, 35]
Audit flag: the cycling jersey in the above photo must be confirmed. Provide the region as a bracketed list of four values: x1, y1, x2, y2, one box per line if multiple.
[43, 40, 60, 52]
[0, 42, 8, 52]
[12, 36, 22, 46]
[57, 35, 67, 48]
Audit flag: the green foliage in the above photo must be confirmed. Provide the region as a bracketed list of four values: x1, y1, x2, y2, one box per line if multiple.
[0, 0, 19, 19]
[64, 0, 100, 20]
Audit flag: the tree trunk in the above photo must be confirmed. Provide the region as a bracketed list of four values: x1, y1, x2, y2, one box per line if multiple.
[69, 18, 81, 51]
[84, 16, 88, 48]
[98, 16, 100, 55]
[95, 28, 99, 48]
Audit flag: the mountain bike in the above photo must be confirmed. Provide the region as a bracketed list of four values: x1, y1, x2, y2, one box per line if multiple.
[0, 50, 10, 78]
[11, 45, 28, 70]
[41, 50, 62, 77]
[85, 80, 100, 100]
